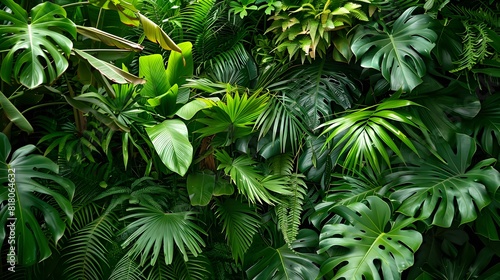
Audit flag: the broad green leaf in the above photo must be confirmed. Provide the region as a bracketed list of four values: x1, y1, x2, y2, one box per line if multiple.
[76, 26, 143, 51]
[121, 208, 206, 265]
[166, 42, 193, 87]
[187, 172, 215, 206]
[215, 199, 260, 262]
[73, 49, 145, 85]
[146, 119, 193, 176]
[139, 54, 170, 98]
[139, 12, 182, 53]
[0, 133, 75, 265]
[175, 98, 215, 120]
[246, 244, 321, 280]
[89, 0, 139, 26]
[0, 1, 76, 89]
[213, 180, 235, 196]
[318, 196, 422, 280]
[0, 91, 33, 133]
[351, 7, 437, 92]
[391, 134, 500, 227]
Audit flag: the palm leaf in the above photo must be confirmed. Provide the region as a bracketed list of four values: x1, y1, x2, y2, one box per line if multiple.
[121, 207, 206, 266]
[284, 60, 361, 130]
[246, 244, 321, 280]
[62, 211, 117, 280]
[390, 133, 500, 227]
[319, 99, 426, 173]
[196, 92, 269, 146]
[318, 196, 422, 279]
[256, 94, 309, 153]
[215, 150, 276, 205]
[109, 254, 145, 280]
[163, 252, 214, 280]
[215, 198, 261, 263]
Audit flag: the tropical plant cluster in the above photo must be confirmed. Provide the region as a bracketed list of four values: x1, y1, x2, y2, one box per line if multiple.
[1, 0, 500, 279]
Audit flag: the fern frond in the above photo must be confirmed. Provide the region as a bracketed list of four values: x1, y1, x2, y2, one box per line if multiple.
[62, 211, 117, 280]
[276, 174, 307, 246]
[109, 254, 145, 280]
[451, 22, 493, 72]
[215, 198, 261, 263]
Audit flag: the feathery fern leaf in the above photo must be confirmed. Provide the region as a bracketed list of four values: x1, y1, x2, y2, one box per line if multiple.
[451, 22, 493, 72]
[215, 198, 261, 263]
[164, 252, 214, 280]
[62, 212, 117, 280]
[108, 254, 145, 280]
[276, 174, 307, 246]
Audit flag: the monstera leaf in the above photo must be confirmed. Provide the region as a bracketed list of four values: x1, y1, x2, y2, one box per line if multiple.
[391, 134, 500, 228]
[351, 7, 437, 92]
[0, 133, 75, 265]
[318, 196, 422, 280]
[0, 0, 76, 89]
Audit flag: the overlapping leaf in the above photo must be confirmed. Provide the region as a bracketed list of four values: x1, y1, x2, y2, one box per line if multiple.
[0, 133, 75, 265]
[121, 207, 206, 266]
[0, 0, 76, 89]
[351, 7, 437, 92]
[318, 196, 422, 280]
[391, 134, 500, 227]
[319, 99, 426, 173]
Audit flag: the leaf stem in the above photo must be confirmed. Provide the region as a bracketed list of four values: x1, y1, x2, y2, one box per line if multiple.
[61, 1, 91, 9]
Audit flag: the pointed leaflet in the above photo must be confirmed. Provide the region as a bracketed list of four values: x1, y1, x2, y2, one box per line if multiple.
[146, 119, 193, 176]
[0, 1, 76, 89]
[76, 26, 143, 51]
[0, 90, 33, 133]
[73, 49, 145, 85]
[0, 133, 75, 265]
[318, 196, 422, 280]
[351, 7, 437, 92]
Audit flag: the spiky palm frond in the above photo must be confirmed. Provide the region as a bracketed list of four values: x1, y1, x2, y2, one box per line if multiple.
[121, 208, 207, 266]
[215, 198, 261, 263]
[62, 211, 117, 280]
[203, 43, 257, 86]
[319, 100, 426, 173]
[284, 61, 362, 130]
[256, 94, 309, 153]
[164, 252, 214, 280]
[108, 254, 145, 280]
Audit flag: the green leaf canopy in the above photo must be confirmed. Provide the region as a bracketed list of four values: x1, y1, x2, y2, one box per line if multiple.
[318, 196, 422, 280]
[0, 0, 76, 89]
[351, 7, 437, 92]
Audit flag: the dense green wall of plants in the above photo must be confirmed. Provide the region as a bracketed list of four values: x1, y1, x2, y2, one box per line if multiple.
[1, 0, 500, 279]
